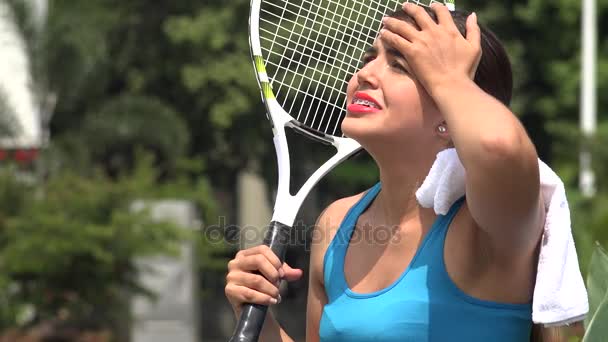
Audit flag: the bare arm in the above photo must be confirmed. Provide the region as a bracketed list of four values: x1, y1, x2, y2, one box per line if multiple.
[432, 77, 544, 257]
[305, 219, 329, 342]
[306, 196, 360, 341]
[382, 4, 544, 260]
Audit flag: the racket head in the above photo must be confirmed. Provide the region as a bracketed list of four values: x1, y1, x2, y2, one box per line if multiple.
[249, 0, 455, 140]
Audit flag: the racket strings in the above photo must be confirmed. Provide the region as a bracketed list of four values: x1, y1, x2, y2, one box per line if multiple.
[258, 0, 450, 136]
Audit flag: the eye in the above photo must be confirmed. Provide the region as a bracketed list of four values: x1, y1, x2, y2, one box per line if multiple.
[390, 60, 408, 74]
[360, 54, 376, 67]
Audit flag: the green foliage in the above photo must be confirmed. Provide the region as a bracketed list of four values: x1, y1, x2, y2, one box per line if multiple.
[119, 152, 228, 273]
[164, 0, 270, 176]
[81, 94, 189, 177]
[44, 1, 120, 118]
[0, 150, 227, 335]
[585, 244, 608, 328]
[582, 244, 608, 341]
[3, 0, 606, 337]
[583, 296, 608, 342]
[0, 157, 188, 330]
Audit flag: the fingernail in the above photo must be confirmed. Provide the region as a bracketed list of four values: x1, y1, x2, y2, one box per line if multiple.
[270, 298, 278, 305]
[471, 12, 477, 20]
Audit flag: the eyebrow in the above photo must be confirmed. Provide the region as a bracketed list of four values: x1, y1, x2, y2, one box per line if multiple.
[363, 45, 406, 61]
[386, 47, 406, 61]
[364, 46, 377, 55]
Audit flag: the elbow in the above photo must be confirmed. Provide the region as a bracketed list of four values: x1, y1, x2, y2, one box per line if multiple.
[478, 132, 522, 161]
[477, 130, 539, 177]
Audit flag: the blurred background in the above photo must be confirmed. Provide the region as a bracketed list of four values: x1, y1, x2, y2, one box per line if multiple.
[0, 0, 605, 341]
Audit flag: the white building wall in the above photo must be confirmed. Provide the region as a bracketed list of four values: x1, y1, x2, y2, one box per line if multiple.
[0, 0, 42, 149]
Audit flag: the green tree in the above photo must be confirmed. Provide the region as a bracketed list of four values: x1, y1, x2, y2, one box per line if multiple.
[0, 157, 184, 337]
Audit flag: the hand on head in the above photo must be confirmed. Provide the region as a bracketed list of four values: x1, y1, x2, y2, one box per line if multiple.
[379, 3, 481, 96]
[225, 245, 303, 317]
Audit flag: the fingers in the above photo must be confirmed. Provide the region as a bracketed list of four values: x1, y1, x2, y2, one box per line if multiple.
[382, 17, 419, 43]
[225, 283, 280, 307]
[225, 245, 290, 314]
[465, 12, 482, 79]
[281, 262, 304, 282]
[431, 3, 458, 33]
[465, 12, 481, 48]
[231, 246, 283, 282]
[226, 271, 281, 299]
[379, 28, 413, 57]
[402, 2, 434, 30]
[229, 254, 282, 283]
[236, 245, 283, 271]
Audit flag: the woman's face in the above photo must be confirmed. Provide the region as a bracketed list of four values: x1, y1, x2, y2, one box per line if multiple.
[342, 38, 444, 151]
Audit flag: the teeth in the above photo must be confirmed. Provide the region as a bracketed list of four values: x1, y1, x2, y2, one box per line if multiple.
[353, 99, 379, 109]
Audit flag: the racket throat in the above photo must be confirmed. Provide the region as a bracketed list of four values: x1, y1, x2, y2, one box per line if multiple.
[287, 120, 334, 145]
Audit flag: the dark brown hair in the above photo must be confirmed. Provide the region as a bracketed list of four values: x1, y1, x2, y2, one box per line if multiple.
[387, 8, 513, 107]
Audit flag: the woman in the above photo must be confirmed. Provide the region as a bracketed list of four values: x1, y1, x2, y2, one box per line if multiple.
[225, 3, 545, 341]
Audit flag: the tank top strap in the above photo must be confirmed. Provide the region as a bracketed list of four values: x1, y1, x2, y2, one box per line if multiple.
[409, 196, 466, 271]
[433, 196, 466, 237]
[323, 182, 381, 300]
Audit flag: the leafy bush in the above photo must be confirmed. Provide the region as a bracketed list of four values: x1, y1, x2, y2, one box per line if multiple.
[81, 94, 190, 178]
[581, 244, 608, 341]
[0, 151, 224, 338]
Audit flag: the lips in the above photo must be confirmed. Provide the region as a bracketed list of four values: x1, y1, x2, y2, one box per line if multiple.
[347, 91, 382, 114]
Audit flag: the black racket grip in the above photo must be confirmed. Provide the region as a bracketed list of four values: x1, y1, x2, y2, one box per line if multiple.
[228, 221, 291, 342]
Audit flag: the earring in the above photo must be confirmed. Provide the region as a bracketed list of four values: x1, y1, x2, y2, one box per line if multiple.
[437, 125, 447, 133]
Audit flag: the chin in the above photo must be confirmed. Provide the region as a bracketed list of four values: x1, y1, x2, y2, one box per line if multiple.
[341, 116, 380, 143]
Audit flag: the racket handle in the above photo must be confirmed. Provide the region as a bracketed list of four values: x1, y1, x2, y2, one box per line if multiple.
[228, 221, 291, 342]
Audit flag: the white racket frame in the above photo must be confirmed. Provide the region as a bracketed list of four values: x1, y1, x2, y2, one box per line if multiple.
[249, 0, 362, 226]
[249, 0, 455, 226]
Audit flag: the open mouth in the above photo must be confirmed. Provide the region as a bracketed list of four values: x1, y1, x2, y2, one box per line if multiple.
[351, 92, 381, 109]
[352, 98, 381, 109]
[347, 92, 382, 114]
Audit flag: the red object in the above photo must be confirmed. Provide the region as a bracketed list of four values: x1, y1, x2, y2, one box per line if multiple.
[353, 91, 382, 108]
[13, 149, 39, 164]
[347, 103, 382, 114]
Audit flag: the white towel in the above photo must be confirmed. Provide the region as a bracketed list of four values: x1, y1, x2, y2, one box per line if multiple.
[415, 148, 589, 326]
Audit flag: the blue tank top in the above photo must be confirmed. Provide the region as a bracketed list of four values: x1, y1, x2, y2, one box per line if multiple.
[319, 182, 532, 341]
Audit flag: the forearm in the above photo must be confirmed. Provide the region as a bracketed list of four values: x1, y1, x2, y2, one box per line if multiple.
[429, 76, 543, 240]
[430, 77, 537, 170]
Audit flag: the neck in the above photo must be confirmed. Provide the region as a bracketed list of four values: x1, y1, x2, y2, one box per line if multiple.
[370, 149, 436, 227]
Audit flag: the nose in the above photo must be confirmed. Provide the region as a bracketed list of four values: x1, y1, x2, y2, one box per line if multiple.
[356, 58, 382, 88]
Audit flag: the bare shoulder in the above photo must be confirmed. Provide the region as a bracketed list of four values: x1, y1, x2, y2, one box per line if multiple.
[316, 194, 363, 240]
[309, 192, 365, 283]
[445, 198, 542, 304]
[306, 193, 364, 342]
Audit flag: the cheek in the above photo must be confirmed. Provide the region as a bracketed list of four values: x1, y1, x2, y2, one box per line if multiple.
[418, 89, 443, 124]
[386, 86, 423, 123]
[387, 82, 439, 127]
[345, 75, 358, 104]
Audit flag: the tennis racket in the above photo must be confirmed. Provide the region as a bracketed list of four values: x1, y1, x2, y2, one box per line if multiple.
[230, 0, 455, 341]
